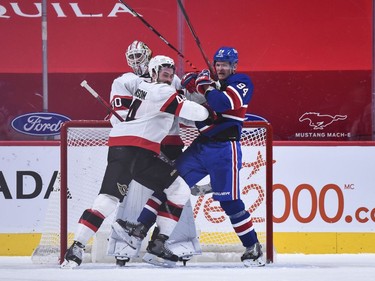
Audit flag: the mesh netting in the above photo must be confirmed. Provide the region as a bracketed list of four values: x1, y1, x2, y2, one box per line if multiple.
[32, 121, 271, 264]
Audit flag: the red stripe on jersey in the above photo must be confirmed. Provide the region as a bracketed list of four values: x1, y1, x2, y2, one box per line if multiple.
[223, 107, 247, 120]
[160, 92, 184, 116]
[225, 86, 243, 109]
[108, 135, 160, 154]
[231, 141, 239, 200]
[161, 135, 184, 146]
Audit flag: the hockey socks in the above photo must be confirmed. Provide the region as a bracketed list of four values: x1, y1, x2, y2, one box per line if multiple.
[137, 192, 167, 228]
[220, 200, 259, 247]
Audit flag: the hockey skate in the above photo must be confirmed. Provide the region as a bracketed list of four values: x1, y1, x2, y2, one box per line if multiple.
[112, 219, 148, 249]
[115, 256, 130, 267]
[241, 242, 266, 267]
[60, 241, 85, 269]
[143, 233, 179, 268]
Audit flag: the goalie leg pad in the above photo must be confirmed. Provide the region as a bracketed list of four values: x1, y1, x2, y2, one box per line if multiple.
[143, 199, 202, 266]
[166, 240, 201, 259]
[107, 182, 153, 258]
[107, 229, 141, 258]
[156, 200, 183, 237]
[163, 176, 190, 206]
[112, 220, 143, 250]
[168, 200, 199, 242]
[167, 199, 202, 257]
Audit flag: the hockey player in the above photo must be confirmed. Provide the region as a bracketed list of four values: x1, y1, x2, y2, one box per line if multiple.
[174, 46, 266, 267]
[107, 40, 202, 266]
[61, 55, 209, 268]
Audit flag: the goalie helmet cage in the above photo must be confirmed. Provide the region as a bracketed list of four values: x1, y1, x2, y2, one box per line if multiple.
[33, 120, 273, 264]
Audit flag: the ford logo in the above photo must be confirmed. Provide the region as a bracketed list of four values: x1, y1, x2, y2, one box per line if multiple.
[11, 112, 71, 136]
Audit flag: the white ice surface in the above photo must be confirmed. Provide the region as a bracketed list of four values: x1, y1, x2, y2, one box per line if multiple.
[0, 254, 374, 281]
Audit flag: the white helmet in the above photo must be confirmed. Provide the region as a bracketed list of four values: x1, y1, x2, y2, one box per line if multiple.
[148, 55, 175, 78]
[125, 40, 152, 76]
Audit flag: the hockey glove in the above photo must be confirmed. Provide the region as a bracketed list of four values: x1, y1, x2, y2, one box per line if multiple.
[195, 69, 216, 95]
[202, 103, 219, 125]
[181, 72, 198, 93]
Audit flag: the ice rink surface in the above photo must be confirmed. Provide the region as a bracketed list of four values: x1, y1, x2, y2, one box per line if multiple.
[0, 254, 374, 281]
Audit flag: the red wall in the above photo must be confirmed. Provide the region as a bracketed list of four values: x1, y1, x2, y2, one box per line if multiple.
[0, 0, 372, 140]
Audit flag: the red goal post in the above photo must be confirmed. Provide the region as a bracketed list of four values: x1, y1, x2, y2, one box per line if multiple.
[32, 120, 273, 264]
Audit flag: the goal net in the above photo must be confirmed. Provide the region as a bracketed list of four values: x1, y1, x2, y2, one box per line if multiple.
[32, 120, 273, 264]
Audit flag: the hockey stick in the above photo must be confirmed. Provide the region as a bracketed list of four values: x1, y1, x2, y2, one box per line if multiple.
[176, 0, 217, 79]
[80, 80, 124, 122]
[118, 0, 198, 72]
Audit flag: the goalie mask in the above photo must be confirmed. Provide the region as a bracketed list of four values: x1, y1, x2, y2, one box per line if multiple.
[148, 55, 175, 81]
[126, 40, 152, 76]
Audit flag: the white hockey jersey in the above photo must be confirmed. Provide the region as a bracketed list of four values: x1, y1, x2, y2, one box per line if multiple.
[109, 72, 205, 125]
[108, 80, 208, 154]
[109, 71, 206, 149]
[109, 73, 186, 124]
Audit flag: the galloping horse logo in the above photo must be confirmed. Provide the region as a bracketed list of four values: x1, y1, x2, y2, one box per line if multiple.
[299, 112, 347, 130]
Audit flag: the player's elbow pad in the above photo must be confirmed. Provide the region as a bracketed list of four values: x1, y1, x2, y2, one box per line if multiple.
[179, 101, 209, 121]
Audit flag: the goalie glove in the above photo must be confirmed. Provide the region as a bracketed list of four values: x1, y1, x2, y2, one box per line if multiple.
[181, 72, 198, 93]
[195, 69, 217, 95]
